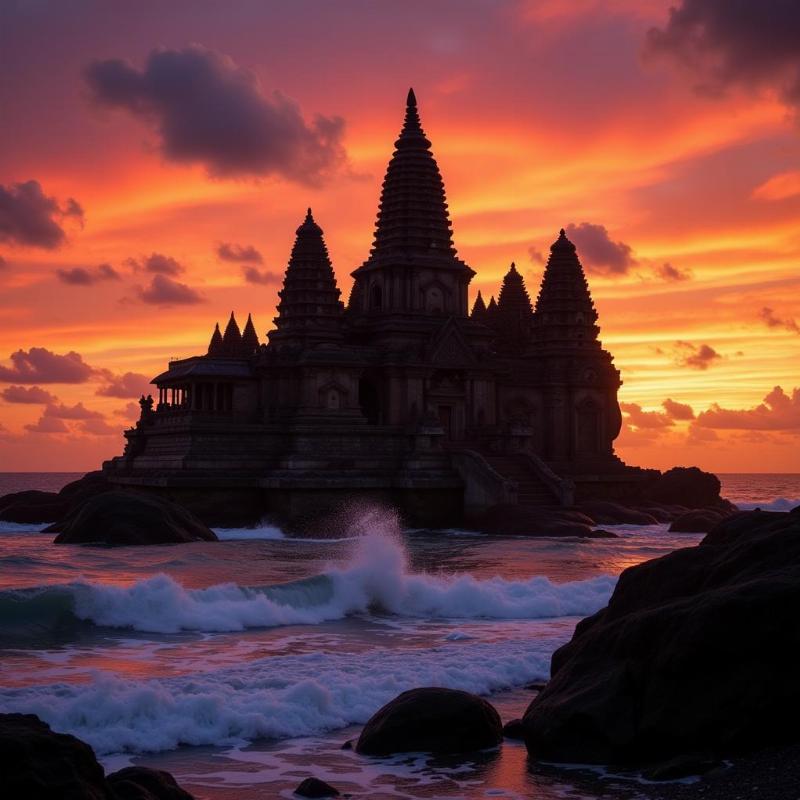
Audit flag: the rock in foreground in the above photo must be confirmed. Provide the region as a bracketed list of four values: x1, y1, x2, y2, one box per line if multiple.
[48, 491, 217, 545]
[0, 471, 111, 524]
[294, 776, 340, 797]
[522, 509, 800, 765]
[356, 687, 502, 755]
[0, 713, 195, 799]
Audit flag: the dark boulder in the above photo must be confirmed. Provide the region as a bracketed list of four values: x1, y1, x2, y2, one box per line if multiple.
[49, 491, 217, 545]
[470, 504, 598, 537]
[294, 776, 340, 798]
[641, 466, 723, 509]
[0, 712, 112, 799]
[522, 510, 800, 765]
[106, 767, 195, 800]
[668, 508, 729, 533]
[0, 472, 112, 524]
[502, 718, 525, 740]
[0, 713, 196, 799]
[577, 501, 659, 526]
[356, 687, 502, 756]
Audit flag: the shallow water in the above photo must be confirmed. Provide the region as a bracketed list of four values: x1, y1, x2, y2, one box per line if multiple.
[0, 473, 798, 799]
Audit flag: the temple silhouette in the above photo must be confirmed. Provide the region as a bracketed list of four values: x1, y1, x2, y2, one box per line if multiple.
[104, 89, 645, 526]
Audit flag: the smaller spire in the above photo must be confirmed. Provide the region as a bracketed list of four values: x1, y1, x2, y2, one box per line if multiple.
[207, 322, 223, 356]
[222, 311, 242, 355]
[486, 295, 498, 316]
[471, 290, 487, 320]
[241, 313, 260, 354]
[407, 87, 417, 108]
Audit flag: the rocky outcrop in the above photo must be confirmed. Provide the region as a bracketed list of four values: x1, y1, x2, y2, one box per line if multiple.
[106, 767, 194, 800]
[668, 507, 730, 533]
[293, 776, 340, 798]
[356, 687, 502, 755]
[577, 501, 659, 526]
[0, 472, 111, 524]
[48, 491, 218, 545]
[521, 509, 800, 765]
[0, 713, 195, 799]
[469, 505, 617, 537]
[640, 466, 723, 509]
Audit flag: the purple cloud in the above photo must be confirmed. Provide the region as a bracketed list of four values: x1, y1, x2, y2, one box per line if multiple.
[1, 385, 58, 404]
[565, 222, 635, 275]
[126, 253, 185, 275]
[57, 263, 120, 285]
[137, 274, 204, 305]
[85, 46, 347, 183]
[243, 266, 281, 285]
[0, 347, 95, 384]
[217, 242, 263, 263]
[96, 371, 151, 398]
[0, 180, 84, 249]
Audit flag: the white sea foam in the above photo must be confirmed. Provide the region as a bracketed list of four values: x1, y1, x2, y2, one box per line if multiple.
[214, 523, 286, 540]
[51, 530, 614, 633]
[737, 497, 800, 512]
[0, 521, 50, 534]
[0, 638, 558, 754]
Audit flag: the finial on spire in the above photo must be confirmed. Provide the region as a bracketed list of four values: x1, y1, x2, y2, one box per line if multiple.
[559, 228, 566, 237]
[407, 87, 417, 108]
[297, 207, 322, 235]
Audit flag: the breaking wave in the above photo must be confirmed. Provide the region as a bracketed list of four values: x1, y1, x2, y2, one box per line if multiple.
[0, 639, 558, 754]
[737, 497, 800, 513]
[0, 530, 615, 635]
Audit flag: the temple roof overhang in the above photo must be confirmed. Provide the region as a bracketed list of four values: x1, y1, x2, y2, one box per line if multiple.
[153, 357, 254, 384]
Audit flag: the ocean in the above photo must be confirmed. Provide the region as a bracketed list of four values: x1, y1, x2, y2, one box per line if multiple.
[0, 472, 798, 799]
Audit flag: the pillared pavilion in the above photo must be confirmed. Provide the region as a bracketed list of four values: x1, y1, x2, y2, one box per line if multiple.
[104, 90, 643, 526]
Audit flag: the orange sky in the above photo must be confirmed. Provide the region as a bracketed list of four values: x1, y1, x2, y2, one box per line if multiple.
[0, 0, 798, 472]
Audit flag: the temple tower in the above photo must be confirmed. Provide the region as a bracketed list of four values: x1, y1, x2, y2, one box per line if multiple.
[207, 323, 223, 356]
[470, 290, 487, 320]
[495, 262, 534, 352]
[349, 89, 474, 318]
[532, 229, 600, 347]
[221, 313, 242, 355]
[241, 314, 260, 355]
[269, 209, 344, 348]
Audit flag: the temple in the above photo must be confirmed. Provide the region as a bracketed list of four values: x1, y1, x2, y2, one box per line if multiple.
[104, 89, 645, 526]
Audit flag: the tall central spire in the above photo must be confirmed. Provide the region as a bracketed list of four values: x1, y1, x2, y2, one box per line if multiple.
[350, 89, 474, 318]
[367, 88, 457, 259]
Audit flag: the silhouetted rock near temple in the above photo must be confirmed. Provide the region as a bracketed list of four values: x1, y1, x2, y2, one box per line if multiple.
[102, 89, 664, 527]
[48, 491, 217, 545]
[521, 508, 800, 766]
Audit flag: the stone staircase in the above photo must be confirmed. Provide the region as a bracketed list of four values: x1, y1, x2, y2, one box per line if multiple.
[481, 453, 559, 506]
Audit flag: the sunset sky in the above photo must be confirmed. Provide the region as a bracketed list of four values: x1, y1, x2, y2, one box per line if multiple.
[1, 0, 798, 472]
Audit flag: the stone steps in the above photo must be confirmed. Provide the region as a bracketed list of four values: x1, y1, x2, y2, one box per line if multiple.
[481, 454, 558, 507]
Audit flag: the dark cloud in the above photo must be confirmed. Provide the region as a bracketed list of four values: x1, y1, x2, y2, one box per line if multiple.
[85, 46, 347, 183]
[0, 180, 84, 249]
[646, 1, 800, 114]
[674, 341, 722, 370]
[137, 274, 204, 305]
[565, 222, 635, 275]
[96, 371, 151, 398]
[217, 242, 263, 263]
[760, 306, 800, 334]
[25, 416, 69, 434]
[655, 262, 691, 282]
[57, 263, 120, 285]
[696, 386, 800, 431]
[126, 252, 185, 275]
[243, 266, 281, 285]
[619, 402, 674, 429]
[686, 422, 721, 445]
[1, 385, 58, 404]
[0, 347, 95, 384]
[43, 402, 103, 420]
[662, 397, 695, 420]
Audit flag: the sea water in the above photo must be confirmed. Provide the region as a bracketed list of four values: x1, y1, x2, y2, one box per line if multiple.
[0, 473, 798, 799]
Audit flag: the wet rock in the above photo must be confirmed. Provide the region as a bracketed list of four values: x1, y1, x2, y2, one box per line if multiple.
[522, 510, 800, 765]
[356, 687, 502, 756]
[0, 471, 112, 524]
[502, 718, 526, 739]
[641, 466, 723, 509]
[294, 776, 340, 797]
[340, 739, 353, 750]
[49, 491, 218, 545]
[107, 766, 195, 799]
[669, 508, 729, 533]
[471, 504, 597, 537]
[578, 501, 659, 526]
[0, 712, 112, 799]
